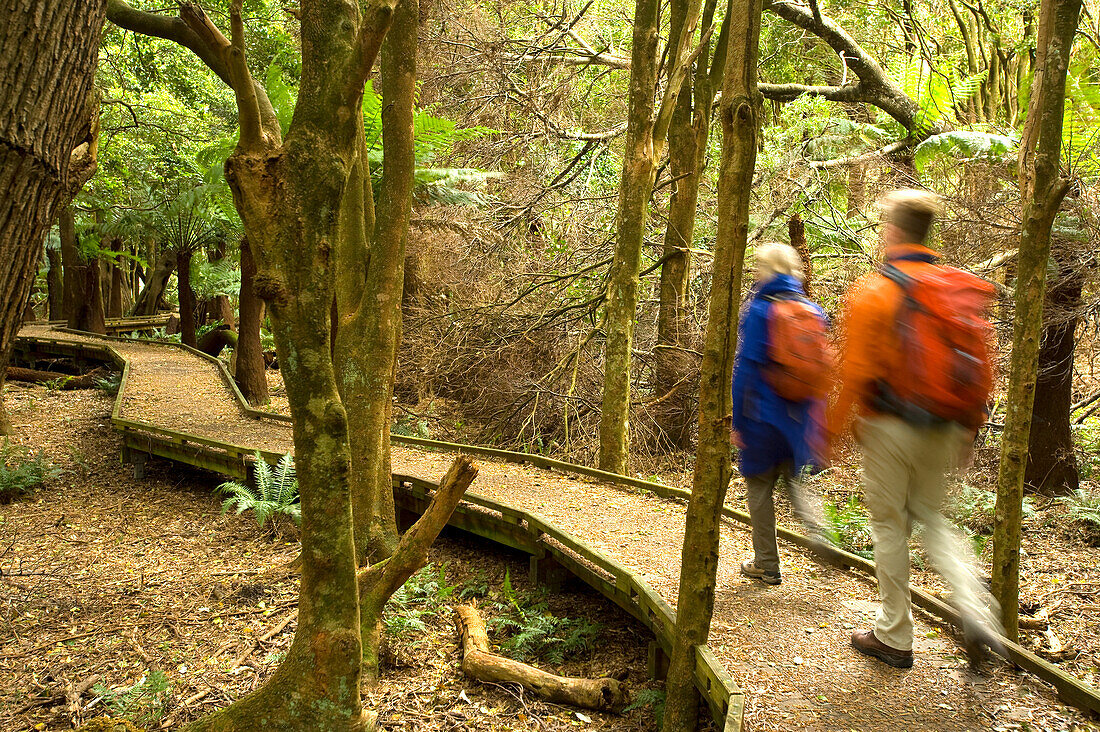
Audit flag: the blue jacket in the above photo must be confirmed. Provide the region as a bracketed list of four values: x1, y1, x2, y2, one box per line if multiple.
[730, 274, 826, 477]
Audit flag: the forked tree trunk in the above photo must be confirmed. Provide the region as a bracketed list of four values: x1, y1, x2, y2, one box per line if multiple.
[1024, 241, 1083, 494]
[599, 0, 701, 473]
[0, 0, 104, 432]
[992, 0, 1082, 642]
[47, 247, 64, 320]
[663, 0, 762, 728]
[177, 248, 198, 347]
[234, 236, 269, 405]
[652, 0, 727, 451]
[334, 0, 418, 568]
[131, 249, 176, 315]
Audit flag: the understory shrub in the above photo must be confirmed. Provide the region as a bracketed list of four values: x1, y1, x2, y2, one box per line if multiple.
[823, 496, 874, 559]
[91, 669, 171, 727]
[216, 451, 300, 533]
[1059, 487, 1100, 545]
[486, 569, 601, 665]
[0, 440, 62, 503]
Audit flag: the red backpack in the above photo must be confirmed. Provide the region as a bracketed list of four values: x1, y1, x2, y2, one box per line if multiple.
[876, 263, 995, 425]
[764, 295, 831, 402]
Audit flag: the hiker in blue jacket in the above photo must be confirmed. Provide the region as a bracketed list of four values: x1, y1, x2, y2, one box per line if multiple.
[731, 243, 827, 586]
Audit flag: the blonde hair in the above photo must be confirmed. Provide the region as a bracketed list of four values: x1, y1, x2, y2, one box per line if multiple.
[754, 242, 805, 283]
[880, 188, 943, 244]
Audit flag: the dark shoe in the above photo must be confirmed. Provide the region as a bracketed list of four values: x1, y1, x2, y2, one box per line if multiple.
[740, 560, 781, 585]
[851, 630, 914, 669]
[961, 616, 1008, 670]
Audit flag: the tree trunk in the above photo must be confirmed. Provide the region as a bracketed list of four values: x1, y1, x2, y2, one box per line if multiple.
[663, 0, 762, 727]
[62, 210, 106, 335]
[46, 247, 64, 320]
[107, 236, 125, 318]
[598, 0, 664, 474]
[60, 208, 78, 321]
[1024, 240, 1083, 495]
[131, 248, 176, 316]
[234, 236, 269, 405]
[788, 213, 812, 296]
[177, 248, 197, 347]
[992, 0, 1082, 642]
[0, 0, 104, 432]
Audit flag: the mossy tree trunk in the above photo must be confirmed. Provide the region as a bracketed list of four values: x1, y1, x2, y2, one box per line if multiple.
[0, 0, 104, 432]
[992, 0, 1081, 642]
[107, 237, 126, 318]
[108, 2, 465, 728]
[598, 0, 703, 473]
[47, 247, 64, 320]
[62, 209, 107, 336]
[663, 0, 762, 727]
[234, 235, 269, 405]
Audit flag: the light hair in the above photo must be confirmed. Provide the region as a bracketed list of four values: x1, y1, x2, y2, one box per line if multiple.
[754, 242, 804, 283]
[880, 188, 943, 244]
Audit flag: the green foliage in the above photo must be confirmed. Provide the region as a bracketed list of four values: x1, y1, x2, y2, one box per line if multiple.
[891, 58, 986, 132]
[624, 688, 666, 728]
[392, 415, 432, 439]
[92, 669, 172, 727]
[190, 257, 241, 300]
[0, 441, 62, 504]
[93, 373, 122, 397]
[383, 563, 458, 641]
[1058, 488, 1100, 544]
[216, 452, 300, 530]
[822, 496, 874, 559]
[913, 130, 1018, 173]
[486, 569, 601, 665]
[950, 482, 1035, 534]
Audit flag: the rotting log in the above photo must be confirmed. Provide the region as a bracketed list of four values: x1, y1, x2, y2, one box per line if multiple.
[6, 365, 109, 389]
[453, 603, 627, 712]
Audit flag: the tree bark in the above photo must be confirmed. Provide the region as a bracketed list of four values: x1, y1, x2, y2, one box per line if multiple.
[453, 604, 627, 711]
[177, 247, 198, 347]
[0, 0, 104, 432]
[7, 365, 110, 389]
[1024, 240, 1083, 494]
[663, 0, 762, 727]
[788, 213, 812, 296]
[47, 247, 64, 320]
[992, 0, 1082, 642]
[234, 236, 269, 405]
[60, 208, 79, 321]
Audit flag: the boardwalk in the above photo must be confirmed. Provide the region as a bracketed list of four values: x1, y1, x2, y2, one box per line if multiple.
[17, 325, 1092, 731]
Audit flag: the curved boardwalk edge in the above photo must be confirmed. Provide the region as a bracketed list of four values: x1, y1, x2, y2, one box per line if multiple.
[13, 329, 746, 730]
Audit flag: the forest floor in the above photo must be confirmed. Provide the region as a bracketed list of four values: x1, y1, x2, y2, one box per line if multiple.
[0, 384, 665, 731]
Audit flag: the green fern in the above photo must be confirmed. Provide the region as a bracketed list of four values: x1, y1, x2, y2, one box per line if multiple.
[217, 451, 301, 529]
[0, 440, 63, 503]
[913, 130, 1018, 173]
[92, 670, 171, 727]
[1059, 488, 1100, 545]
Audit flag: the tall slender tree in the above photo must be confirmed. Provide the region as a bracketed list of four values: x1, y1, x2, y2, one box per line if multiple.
[598, 0, 703, 473]
[0, 0, 105, 432]
[992, 0, 1082, 641]
[663, 0, 762, 727]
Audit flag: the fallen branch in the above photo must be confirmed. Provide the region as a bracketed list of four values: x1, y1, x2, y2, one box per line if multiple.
[453, 603, 627, 712]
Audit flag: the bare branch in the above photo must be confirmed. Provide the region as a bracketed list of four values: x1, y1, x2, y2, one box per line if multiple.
[348, 0, 398, 103]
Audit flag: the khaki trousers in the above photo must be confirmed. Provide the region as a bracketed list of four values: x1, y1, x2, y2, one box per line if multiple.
[859, 415, 1000, 650]
[745, 463, 824, 574]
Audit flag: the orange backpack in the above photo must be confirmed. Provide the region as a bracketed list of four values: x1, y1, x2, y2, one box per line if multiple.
[875, 263, 995, 425]
[764, 295, 831, 402]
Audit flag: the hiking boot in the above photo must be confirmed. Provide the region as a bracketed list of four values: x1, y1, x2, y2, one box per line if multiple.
[740, 560, 781, 585]
[851, 630, 914, 669]
[961, 616, 1008, 670]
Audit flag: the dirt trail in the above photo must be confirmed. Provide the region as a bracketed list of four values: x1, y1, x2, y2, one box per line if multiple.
[19, 325, 1092, 731]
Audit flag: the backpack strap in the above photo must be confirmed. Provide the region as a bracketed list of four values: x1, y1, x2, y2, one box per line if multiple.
[887, 251, 940, 264]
